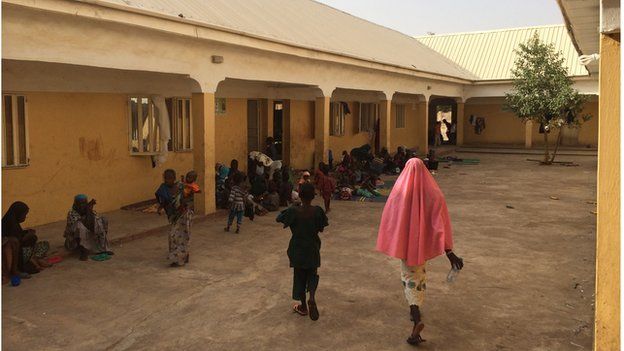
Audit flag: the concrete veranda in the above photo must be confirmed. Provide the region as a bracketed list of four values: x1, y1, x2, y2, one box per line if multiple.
[2, 153, 596, 351]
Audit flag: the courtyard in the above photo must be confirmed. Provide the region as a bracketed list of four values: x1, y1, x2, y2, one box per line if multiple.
[2, 153, 597, 351]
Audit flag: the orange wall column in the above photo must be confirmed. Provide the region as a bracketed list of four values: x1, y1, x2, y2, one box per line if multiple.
[456, 101, 465, 146]
[379, 99, 392, 152]
[594, 33, 620, 351]
[192, 92, 216, 216]
[314, 96, 330, 164]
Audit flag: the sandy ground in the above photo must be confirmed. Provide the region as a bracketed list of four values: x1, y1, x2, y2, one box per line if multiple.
[2, 153, 596, 351]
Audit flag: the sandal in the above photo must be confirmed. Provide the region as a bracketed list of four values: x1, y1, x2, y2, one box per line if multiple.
[406, 322, 426, 346]
[292, 304, 308, 316]
[308, 301, 319, 321]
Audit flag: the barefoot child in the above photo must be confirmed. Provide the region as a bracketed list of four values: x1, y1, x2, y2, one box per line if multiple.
[317, 163, 336, 213]
[276, 183, 328, 321]
[225, 172, 247, 234]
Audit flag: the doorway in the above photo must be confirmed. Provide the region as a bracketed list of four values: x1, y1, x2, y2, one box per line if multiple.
[273, 101, 284, 160]
[428, 97, 458, 146]
[247, 100, 260, 154]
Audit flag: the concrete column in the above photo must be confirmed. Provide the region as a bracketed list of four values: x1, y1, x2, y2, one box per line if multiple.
[191, 92, 216, 216]
[314, 96, 330, 164]
[594, 33, 620, 351]
[524, 120, 533, 149]
[456, 101, 465, 146]
[379, 99, 392, 152]
[417, 100, 429, 155]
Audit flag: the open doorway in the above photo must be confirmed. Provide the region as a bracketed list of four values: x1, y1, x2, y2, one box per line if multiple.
[428, 97, 458, 146]
[273, 101, 284, 160]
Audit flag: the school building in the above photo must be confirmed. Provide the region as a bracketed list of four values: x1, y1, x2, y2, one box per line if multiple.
[2, 0, 603, 227]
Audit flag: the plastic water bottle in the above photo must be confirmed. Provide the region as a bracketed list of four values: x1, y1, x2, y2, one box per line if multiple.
[446, 267, 460, 283]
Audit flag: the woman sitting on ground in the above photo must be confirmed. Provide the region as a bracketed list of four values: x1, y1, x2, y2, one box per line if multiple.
[2, 202, 51, 274]
[64, 195, 113, 261]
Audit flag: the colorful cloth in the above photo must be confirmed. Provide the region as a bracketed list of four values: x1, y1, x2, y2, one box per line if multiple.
[168, 209, 193, 265]
[401, 260, 427, 306]
[376, 158, 453, 266]
[64, 209, 110, 253]
[156, 182, 185, 223]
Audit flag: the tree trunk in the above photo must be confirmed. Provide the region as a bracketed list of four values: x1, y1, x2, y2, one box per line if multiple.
[550, 128, 563, 163]
[543, 129, 551, 164]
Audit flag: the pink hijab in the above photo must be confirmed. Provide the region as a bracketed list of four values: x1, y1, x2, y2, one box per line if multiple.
[376, 158, 453, 266]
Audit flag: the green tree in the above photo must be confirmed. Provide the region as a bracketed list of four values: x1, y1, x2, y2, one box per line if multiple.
[504, 32, 592, 164]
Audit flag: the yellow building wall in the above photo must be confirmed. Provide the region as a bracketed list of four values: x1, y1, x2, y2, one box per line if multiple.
[464, 101, 599, 147]
[329, 102, 369, 159]
[1, 92, 193, 226]
[289, 100, 315, 170]
[215, 98, 248, 169]
[595, 33, 620, 351]
[577, 100, 599, 147]
[390, 102, 422, 152]
[463, 103, 525, 145]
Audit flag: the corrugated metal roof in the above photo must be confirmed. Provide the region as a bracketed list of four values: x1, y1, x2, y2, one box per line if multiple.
[416, 25, 588, 80]
[83, 0, 478, 81]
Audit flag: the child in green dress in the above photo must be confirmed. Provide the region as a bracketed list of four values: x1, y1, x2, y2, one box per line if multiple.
[276, 183, 328, 321]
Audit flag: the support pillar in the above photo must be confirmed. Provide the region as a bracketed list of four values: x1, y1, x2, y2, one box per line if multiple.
[417, 100, 429, 155]
[379, 99, 392, 152]
[314, 96, 330, 165]
[456, 101, 465, 146]
[524, 120, 533, 149]
[594, 33, 620, 351]
[192, 92, 216, 216]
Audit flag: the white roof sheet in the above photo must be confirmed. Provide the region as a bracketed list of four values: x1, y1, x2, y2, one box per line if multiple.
[86, 0, 478, 80]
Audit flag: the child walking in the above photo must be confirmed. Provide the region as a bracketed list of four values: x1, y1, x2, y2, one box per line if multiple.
[225, 172, 247, 234]
[276, 183, 329, 321]
[317, 163, 336, 213]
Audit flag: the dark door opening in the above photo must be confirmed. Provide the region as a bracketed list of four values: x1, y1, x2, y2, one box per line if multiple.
[273, 101, 284, 160]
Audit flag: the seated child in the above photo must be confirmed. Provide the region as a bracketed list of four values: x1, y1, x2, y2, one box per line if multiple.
[276, 183, 328, 321]
[262, 182, 280, 212]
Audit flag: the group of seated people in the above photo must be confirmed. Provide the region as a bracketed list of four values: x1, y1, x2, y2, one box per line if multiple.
[333, 144, 416, 200]
[1, 195, 113, 286]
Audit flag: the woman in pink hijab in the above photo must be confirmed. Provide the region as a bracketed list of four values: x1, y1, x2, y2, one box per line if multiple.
[376, 158, 464, 345]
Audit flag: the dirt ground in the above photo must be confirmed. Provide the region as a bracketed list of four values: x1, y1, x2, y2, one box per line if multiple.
[2, 153, 597, 351]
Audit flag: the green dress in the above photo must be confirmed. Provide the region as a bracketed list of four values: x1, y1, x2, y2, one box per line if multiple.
[276, 206, 328, 269]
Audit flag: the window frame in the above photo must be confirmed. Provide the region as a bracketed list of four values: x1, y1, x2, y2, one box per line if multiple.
[395, 103, 406, 129]
[2, 93, 30, 168]
[128, 96, 162, 156]
[169, 97, 193, 152]
[329, 102, 346, 136]
[359, 102, 378, 133]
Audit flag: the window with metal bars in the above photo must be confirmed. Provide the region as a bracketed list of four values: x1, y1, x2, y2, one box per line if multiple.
[2, 94, 29, 167]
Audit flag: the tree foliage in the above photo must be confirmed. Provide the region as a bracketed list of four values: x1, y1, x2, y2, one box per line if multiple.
[504, 32, 592, 163]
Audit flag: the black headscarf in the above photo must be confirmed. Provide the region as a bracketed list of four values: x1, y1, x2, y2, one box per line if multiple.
[2, 201, 29, 238]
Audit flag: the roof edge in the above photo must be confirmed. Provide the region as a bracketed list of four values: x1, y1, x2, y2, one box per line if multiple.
[415, 24, 566, 39]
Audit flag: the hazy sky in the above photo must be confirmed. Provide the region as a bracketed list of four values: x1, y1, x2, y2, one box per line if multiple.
[315, 0, 564, 37]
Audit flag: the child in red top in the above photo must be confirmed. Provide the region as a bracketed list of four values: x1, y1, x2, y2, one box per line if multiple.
[317, 164, 336, 213]
[181, 171, 201, 209]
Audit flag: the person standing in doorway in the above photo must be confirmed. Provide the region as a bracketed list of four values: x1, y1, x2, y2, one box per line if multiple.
[442, 119, 452, 143]
[376, 158, 464, 345]
[434, 121, 442, 147]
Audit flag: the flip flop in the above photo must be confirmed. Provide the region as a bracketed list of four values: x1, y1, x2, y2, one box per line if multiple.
[292, 304, 308, 316]
[47, 256, 63, 265]
[90, 253, 112, 262]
